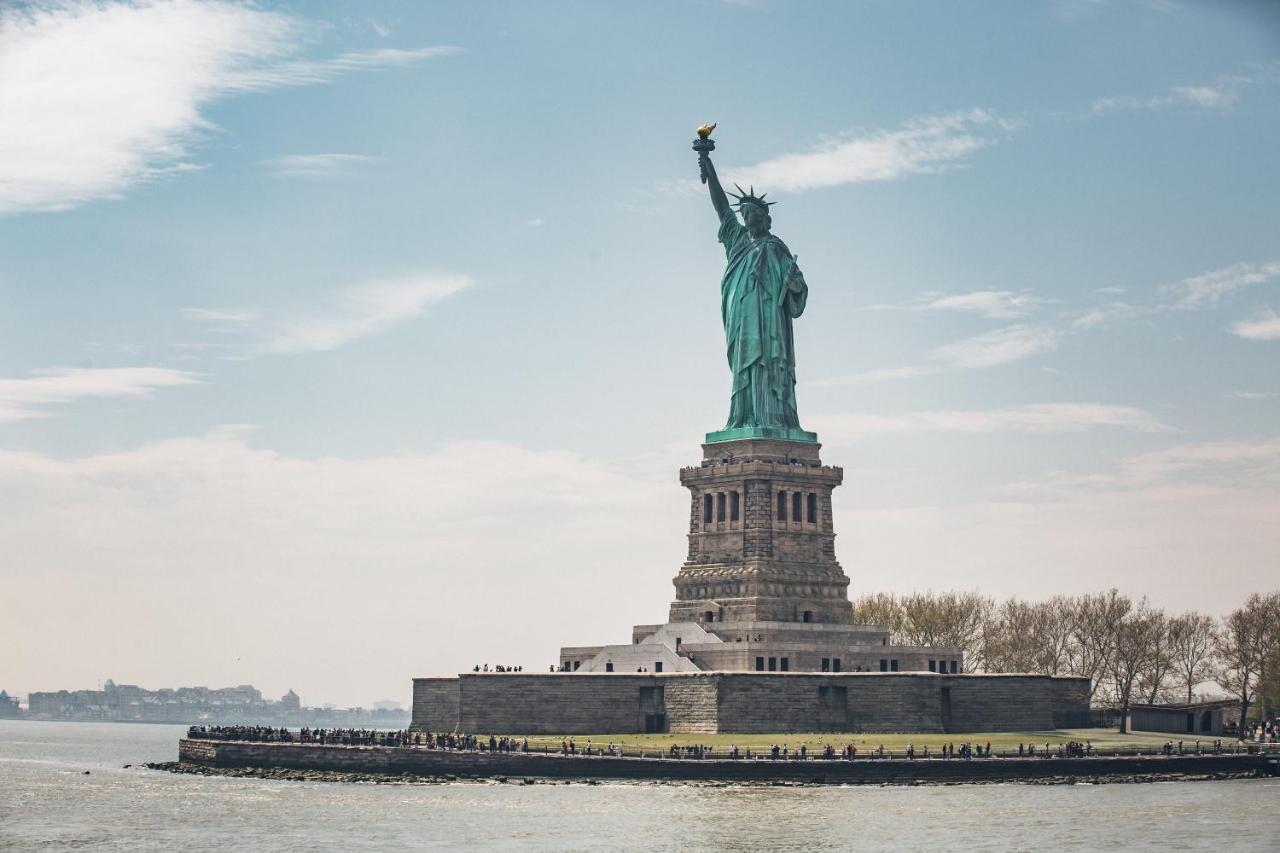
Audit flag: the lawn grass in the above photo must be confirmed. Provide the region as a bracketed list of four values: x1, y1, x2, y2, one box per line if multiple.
[514, 728, 1211, 756]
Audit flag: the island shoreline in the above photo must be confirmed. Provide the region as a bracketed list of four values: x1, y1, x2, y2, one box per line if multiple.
[165, 738, 1276, 786]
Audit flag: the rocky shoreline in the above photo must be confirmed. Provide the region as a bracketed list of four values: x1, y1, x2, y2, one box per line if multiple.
[146, 760, 1268, 787]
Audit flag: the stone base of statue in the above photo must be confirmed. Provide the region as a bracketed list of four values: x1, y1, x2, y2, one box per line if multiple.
[671, 436, 849, 624]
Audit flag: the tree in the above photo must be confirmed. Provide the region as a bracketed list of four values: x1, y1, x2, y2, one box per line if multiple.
[898, 591, 992, 673]
[851, 593, 905, 643]
[982, 596, 1074, 675]
[852, 591, 992, 671]
[983, 597, 1042, 674]
[1110, 600, 1159, 733]
[1255, 592, 1280, 719]
[1137, 608, 1174, 705]
[1214, 593, 1278, 730]
[1260, 646, 1280, 720]
[1167, 611, 1217, 704]
[1068, 589, 1131, 703]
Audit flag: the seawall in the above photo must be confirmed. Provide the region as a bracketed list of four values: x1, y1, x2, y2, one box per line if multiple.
[176, 739, 1273, 784]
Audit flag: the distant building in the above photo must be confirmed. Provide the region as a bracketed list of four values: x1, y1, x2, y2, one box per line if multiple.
[373, 699, 404, 712]
[28, 680, 284, 724]
[0, 690, 20, 718]
[25, 680, 408, 727]
[1129, 700, 1235, 736]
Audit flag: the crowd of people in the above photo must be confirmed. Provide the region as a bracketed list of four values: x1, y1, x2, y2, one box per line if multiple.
[187, 726, 416, 746]
[558, 739, 619, 756]
[187, 725, 535, 752]
[1251, 718, 1278, 743]
[471, 665, 523, 673]
[187, 727, 1262, 760]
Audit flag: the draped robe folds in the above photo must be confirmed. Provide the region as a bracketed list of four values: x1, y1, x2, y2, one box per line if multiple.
[717, 211, 808, 430]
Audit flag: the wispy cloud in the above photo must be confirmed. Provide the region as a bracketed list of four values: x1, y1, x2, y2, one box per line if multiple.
[930, 324, 1059, 369]
[923, 290, 1042, 319]
[816, 324, 1059, 386]
[867, 290, 1044, 319]
[218, 46, 459, 93]
[1232, 310, 1280, 341]
[1163, 261, 1280, 310]
[825, 258, 1280, 388]
[0, 367, 199, 423]
[0, 1, 458, 213]
[181, 308, 261, 325]
[267, 273, 473, 355]
[1055, 0, 1178, 22]
[260, 153, 373, 179]
[1225, 390, 1274, 400]
[811, 403, 1169, 442]
[714, 110, 1015, 193]
[1092, 84, 1237, 115]
[1070, 301, 1140, 331]
[179, 273, 473, 356]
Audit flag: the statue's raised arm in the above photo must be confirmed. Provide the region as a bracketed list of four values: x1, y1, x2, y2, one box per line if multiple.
[693, 124, 733, 222]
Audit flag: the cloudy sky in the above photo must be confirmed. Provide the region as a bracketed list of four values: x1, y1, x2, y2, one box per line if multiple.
[1, 0, 1277, 707]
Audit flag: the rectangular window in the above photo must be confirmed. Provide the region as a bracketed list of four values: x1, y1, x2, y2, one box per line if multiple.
[716, 492, 726, 522]
[879, 659, 888, 672]
[792, 492, 802, 522]
[654, 662, 663, 673]
[780, 658, 790, 672]
[755, 657, 765, 671]
[777, 492, 787, 521]
[730, 491, 740, 522]
[821, 657, 830, 672]
[768, 657, 777, 672]
[928, 660, 937, 672]
[950, 660, 958, 674]
[573, 661, 580, 671]
[890, 660, 899, 672]
[832, 658, 841, 673]
[807, 493, 817, 523]
[703, 494, 713, 524]
[605, 662, 614, 672]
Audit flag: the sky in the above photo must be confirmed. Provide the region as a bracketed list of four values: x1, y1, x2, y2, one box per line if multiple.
[1, 0, 1278, 708]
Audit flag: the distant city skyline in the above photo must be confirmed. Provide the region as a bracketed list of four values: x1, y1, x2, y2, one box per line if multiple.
[1, 1, 1278, 706]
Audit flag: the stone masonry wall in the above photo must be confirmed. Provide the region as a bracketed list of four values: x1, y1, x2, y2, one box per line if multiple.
[1049, 677, 1093, 726]
[845, 675, 945, 732]
[410, 672, 1088, 735]
[663, 674, 720, 733]
[712, 674, 945, 733]
[942, 675, 1056, 732]
[412, 678, 461, 732]
[456, 674, 656, 734]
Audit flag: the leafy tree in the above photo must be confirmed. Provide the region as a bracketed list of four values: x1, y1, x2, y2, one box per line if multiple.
[1167, 611, 1217, 704]
[1215, 593, 1279, 726]
[1110, 600, 1158, 733]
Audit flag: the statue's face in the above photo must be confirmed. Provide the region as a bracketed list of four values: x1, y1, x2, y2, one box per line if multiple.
[742, 203, 770, 235]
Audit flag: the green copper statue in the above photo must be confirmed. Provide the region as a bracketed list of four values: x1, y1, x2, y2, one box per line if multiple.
[694, 125, 816, 443]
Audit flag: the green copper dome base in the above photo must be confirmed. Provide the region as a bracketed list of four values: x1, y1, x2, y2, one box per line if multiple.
[705, 426, 818, 444]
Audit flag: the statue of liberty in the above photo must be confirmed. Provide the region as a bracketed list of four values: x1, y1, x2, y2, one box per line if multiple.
[694, 126, 815, 443]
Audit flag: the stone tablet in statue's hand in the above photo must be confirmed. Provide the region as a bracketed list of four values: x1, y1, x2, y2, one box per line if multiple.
[785, 256, 805, 292]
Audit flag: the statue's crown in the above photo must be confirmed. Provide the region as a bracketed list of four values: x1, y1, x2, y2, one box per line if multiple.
[730, 184, 775, 212]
